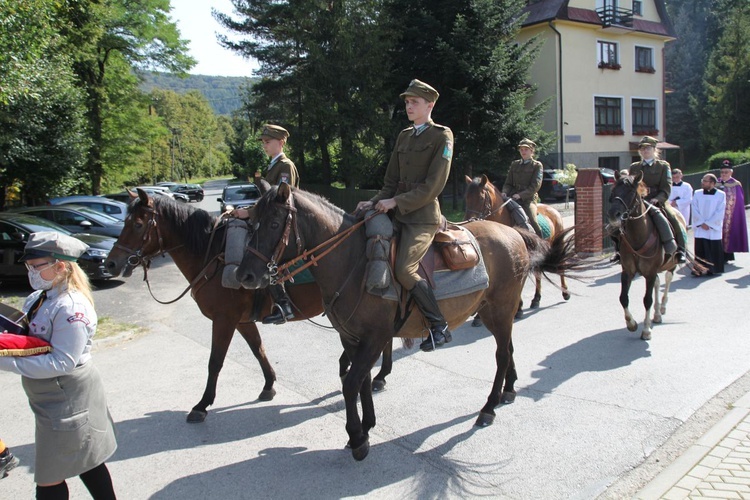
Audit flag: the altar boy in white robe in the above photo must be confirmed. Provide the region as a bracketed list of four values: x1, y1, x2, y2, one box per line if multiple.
[691, 173, 726, 276]
[669, 169, 693, 228]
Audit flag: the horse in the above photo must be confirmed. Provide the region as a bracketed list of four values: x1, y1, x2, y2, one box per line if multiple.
[606, 171, 684, 340]
[236, 183, 580, 461]
[464, 175, 571, 310]
[103, 189, 395, 422]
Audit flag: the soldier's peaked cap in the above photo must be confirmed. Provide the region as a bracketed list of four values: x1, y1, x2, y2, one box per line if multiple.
[259, 124, 290, 141]
[399, 79, 439, 102]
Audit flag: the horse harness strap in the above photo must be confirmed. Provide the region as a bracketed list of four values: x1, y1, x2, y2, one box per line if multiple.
[143, 253, 223, 305]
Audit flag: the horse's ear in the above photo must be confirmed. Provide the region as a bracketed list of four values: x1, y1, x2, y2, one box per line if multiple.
[276, 182, 292, 203]
[480, 174, 489, 187]
[257, 179, 272, 194]
[633, 170, 644, 184]
[464, 175, 473, 185]
[128, 189, 138, 200]
[614, 169, 621, 181]
[135, 188, 150, 206]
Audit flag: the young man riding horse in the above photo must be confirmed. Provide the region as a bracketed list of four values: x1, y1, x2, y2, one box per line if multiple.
[355, 79, 453, 353]
[611, 135, 686, 264]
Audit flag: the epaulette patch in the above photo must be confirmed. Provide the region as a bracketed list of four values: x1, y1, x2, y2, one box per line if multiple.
[67, 312, 90, 326]
[443, 140, 453, 160]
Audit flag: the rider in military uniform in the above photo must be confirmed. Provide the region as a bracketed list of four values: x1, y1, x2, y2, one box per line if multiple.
[356, 79, 453, 352]
[501, 138, 544, 236]
[258, 124, 301, 324]
[612, 135, 685, 263]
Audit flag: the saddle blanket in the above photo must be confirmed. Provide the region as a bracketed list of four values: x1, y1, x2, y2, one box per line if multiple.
[537, 214, 552, 240]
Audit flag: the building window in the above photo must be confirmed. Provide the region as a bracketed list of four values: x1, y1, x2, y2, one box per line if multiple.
[635, 46, 655, 73]
[632, 99, 658, 135]
[633, 0, 642, 16]
[597, 41, 620, 69]
[595, 97, 623, 135]
[599, 156, 620, 171]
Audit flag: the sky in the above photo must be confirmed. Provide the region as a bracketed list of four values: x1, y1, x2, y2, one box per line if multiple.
[169, 0, 259, 77]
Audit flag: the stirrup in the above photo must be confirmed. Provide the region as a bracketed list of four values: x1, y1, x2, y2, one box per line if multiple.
[262, 303, 294, 325]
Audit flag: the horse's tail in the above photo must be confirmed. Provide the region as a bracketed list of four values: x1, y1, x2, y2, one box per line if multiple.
[516, 226, 583, 278]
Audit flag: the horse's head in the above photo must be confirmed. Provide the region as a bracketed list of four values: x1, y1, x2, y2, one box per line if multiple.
[104, 188, 160, 277]
[607, 170, 645, 227]
[237, 183, 300, 289]
[464, 174, 495, 220]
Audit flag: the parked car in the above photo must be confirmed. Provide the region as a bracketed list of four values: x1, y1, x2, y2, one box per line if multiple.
[103, 187, 188, 204]
[157, 182, 204, 202]
[48, 195, 129, 221]
[0, 212, 115, 282]
[538, 169, 575, 201]
[600, 168, 616, 185]
[217, 183, 261, 213]
[12, 205, 124, 238]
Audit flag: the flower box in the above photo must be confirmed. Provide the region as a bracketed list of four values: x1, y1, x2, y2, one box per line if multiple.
[598, 62, 621, 70]
[633, 129, 659, 135]
[596, 129, 625, 136]
[635, 67, 656, 74]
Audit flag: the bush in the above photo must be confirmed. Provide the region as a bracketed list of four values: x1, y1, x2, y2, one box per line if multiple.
[557, 163, 578, 185]
[706, 151, 750, 170]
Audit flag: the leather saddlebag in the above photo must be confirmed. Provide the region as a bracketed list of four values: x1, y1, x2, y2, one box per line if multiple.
[433, 226, 479, 271]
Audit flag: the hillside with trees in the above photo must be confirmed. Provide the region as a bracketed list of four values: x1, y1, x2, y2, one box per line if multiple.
[139, 72, 254, 116]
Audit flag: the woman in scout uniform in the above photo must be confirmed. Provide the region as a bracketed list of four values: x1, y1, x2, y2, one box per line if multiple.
[258, 124, 300, 324]
[356, 79, 454, 352]
[0, 232, 117, 499]
[501, 139, 544, 236]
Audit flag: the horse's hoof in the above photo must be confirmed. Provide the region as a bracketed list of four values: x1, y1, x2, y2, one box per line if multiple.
[563, 292, 571, 301]
[351, 438, 370, 461]
[258, 388, 276, 401]
[530, 299, 540, 309]
[186, 409, 207, 423]
[660, 306, 666, 315]
[653, 316, 662, 324]
[372, 379, 386, 393]
[514, 309, 523, 320]
[475, 412, 495, 427]
[501, 391, 516, 404]
[626, 321, 638, 332]
[641, 331, 652, 340]
[471, 317, 484, 327]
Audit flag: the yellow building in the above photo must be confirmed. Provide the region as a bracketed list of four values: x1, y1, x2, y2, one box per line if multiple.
[519, 0, 677, 171]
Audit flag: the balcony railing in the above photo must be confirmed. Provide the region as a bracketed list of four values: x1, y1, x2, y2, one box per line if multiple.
[596, 6, 634, 28]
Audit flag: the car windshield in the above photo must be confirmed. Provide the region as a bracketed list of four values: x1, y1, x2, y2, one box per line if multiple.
[224, 186, 260, 201]
[68, 206, 121, 224]
[2, 215, 74, 235]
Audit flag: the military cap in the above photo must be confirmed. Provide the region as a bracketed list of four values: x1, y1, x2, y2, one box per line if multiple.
[517, 138, 537, 149]
[259, 124, 290, 141]
[638, 136, 658, 148]
[20, 231, 89, 262]
[399, 79, 439, 102]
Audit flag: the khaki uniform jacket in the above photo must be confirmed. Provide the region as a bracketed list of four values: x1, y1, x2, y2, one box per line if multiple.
[371, 120, 453, 225]
[629, 159, 671, 204]
[502, 159, 543, 204]
[265, 154, 299, 188]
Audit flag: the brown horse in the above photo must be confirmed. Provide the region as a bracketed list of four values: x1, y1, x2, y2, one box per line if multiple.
[606, 172, 683, 340]
[464, 175, 571, 309]
[236, 184, 579, 461]
[102, 190, 393, 422]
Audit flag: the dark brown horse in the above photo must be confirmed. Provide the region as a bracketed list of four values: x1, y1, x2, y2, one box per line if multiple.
[464, 175, 571, 309]
[236, 184, 579, 461]
[606, 172, 683, 340]
[103, 189, 371, 422]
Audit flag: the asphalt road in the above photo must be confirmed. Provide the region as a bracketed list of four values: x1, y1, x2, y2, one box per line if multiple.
[1, 182, 749, 499]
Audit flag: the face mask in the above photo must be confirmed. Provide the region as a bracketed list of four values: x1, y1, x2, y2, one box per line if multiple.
[28, 268, 55, 291]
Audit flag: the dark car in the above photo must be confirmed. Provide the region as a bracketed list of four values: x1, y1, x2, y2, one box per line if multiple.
[600, 168, 616, 185]
[538, 170, 575, 201]
[12, 205, 124, 238]
[217, 184, 261, 212]
[48, 195, 129, 221]
[103, 187, 189, 204]
[158, 182, 204, 202]
[0, 213, 115, 282]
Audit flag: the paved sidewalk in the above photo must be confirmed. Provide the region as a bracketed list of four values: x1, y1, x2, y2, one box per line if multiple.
[638, 391, 750, 499]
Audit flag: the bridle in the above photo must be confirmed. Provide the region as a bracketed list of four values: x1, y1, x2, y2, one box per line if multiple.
[611, 182, 661, 258]
[465, 184, 511, 220]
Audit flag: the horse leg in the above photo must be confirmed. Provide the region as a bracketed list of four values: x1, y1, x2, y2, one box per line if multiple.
[187, 320, 236, 423]
[620, 272, 638, 332]
[475, 310, 515, 427]
[660, 270, 673, 315]
[236, 322, 277, 401]
[530, 272, 541, 309]
[338, 350, 350, 384]
[471, 313, 484, 327]
[652, 274, 663, 325]
[560, 272, 571, 301]
[372, 339, 392, 392]
[515, 298, 523, 319]
[342, 340, 386, 461]
[641, 275, 657, 340]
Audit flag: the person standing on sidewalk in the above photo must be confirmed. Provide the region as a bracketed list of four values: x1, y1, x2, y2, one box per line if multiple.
[356, 79, 454, 352]
[716, 159, 748, 263]
[668, 168, 693, 228]
[691, 174, 726, 276]
[0, 232, 117, 500]
[0, 438, 19, 478]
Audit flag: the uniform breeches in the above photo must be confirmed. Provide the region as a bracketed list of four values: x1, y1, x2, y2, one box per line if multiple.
[663, 204, 686, 249]
[522, 202, 542, 237]
[394, 221, 438, 290]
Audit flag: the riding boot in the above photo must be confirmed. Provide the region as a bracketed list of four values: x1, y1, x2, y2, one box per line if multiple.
[665, 207, 687, 263]
[648, 208, 678, 257]
[411, 280, 452, 352]
[262, 284, 295, 325]
[506, 199, 535, 233]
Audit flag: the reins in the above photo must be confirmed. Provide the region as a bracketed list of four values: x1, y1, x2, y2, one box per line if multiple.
[615, 192, 661, 259]
[465, 184, 511, 221]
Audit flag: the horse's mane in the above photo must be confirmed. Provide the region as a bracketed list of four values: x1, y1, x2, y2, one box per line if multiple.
[257, 186, 358, 226]
[130, 195, 223, 257]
